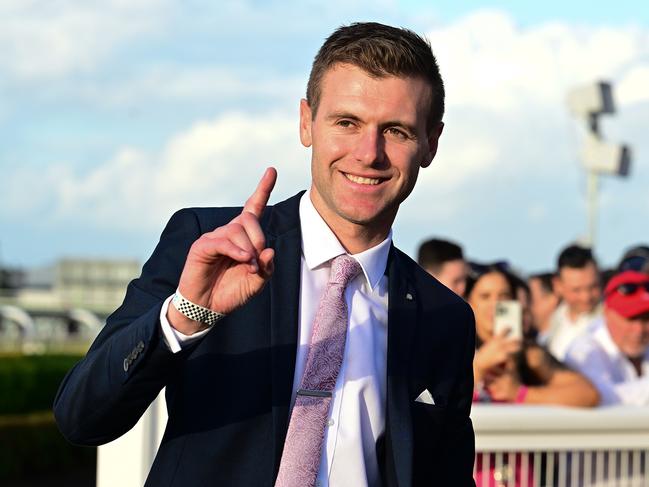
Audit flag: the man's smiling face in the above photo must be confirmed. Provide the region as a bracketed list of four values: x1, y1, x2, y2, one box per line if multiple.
[300, 63, 442, 243]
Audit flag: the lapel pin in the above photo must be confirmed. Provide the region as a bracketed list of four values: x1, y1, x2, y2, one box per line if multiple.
[405, 292, 414, 301]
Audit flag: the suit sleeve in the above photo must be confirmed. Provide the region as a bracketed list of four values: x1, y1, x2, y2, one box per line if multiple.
[53, 209, 204, 446]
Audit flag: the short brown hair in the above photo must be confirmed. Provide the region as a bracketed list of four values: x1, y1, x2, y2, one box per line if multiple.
[417, 238, 463, 273]
[306, 22, 445, 131]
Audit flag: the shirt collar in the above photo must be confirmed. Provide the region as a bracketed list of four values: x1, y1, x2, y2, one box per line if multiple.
[558, 301, 602, 324]
[592, 318, 622, 358]
[299, 191, 391, 291]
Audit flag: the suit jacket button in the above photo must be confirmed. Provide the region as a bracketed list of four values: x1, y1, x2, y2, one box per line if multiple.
[123, 358, 130, 372]
[137, 341, 145, 351]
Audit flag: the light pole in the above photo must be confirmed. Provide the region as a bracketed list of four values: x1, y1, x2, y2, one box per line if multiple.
[566, 81, 631, 248]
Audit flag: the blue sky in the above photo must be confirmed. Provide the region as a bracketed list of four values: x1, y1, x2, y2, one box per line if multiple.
[1, 0, 648, 275]
[404, 0, 648, 26]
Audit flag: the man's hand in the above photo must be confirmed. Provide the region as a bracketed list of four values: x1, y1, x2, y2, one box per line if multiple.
[168, 167, 277, 334]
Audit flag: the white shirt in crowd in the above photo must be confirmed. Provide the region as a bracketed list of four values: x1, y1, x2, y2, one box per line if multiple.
[565, 318, 649, 406]
[160, 192, 390, 487]
[545, 302, 602, 360]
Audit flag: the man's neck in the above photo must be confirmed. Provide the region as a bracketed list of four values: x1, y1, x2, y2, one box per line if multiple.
[567, 306, 593, 322]
[334, 225, 391, 255]
[567, 308, 580, 322]
[309, 193, 393, 255]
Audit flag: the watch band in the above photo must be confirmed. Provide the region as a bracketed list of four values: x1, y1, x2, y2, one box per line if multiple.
[172, 290, 225, 327]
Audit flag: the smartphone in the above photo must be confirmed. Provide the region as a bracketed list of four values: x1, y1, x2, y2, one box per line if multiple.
[493, 300, 522, 340]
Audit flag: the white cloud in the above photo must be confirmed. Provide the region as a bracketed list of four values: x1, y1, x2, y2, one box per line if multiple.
[617, 66, 649, 105]
[55, 66, 306, 108]
[428, 10, 649, 112]
[0, 0, 171, 80]
[5, 111, 310, 231]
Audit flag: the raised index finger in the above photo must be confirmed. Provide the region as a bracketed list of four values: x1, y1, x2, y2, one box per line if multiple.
[242, 167, 277, 218]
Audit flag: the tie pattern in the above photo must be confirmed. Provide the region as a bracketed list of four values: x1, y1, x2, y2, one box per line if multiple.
[275, 254, 362, 487]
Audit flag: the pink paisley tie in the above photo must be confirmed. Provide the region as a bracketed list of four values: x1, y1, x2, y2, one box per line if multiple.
[274, 254, 362, 487]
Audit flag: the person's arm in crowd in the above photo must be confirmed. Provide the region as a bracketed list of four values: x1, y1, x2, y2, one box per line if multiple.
[522, 345, 599, 406]
[607, 376, 649, 405]
[486, 345, 600, 406]
[565, 343, 649, 406]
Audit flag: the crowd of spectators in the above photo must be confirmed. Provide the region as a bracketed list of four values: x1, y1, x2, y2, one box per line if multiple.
[417, 238, 649, 408]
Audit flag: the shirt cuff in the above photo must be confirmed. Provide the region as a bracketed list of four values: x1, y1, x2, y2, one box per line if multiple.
[160, 294, 211, 353]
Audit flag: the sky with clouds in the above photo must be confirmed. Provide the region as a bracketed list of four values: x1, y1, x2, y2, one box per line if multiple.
[1, 0, 647, 274]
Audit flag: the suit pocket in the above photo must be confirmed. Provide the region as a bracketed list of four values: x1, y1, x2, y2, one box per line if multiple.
[411, 403, 446, 450]
[413, 402, 447, 426]
[411, 403, 447, 482]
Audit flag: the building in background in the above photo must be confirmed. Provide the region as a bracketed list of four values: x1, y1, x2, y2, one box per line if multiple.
[0, 259, 140, 351]
[1, 258, 140, 317]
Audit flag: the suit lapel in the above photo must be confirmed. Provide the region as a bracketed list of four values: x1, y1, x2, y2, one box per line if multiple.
[386, 248, 418, 487]
[265, 193, 303, 476]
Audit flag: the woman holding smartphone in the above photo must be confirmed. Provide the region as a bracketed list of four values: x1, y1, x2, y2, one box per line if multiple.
[466, 263, 599, 406]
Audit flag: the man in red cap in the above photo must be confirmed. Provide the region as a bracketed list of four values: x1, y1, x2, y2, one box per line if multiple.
[565, 271, 649, 405]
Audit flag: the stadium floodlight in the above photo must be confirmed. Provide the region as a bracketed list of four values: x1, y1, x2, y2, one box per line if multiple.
[566, 80, 632, 247]
[580, 133, 631, 176]
[567, 82, 615, 120]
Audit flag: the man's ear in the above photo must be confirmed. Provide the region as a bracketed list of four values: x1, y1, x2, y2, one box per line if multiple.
[299, 99, 313, 148]
[421, 122, 444, 168]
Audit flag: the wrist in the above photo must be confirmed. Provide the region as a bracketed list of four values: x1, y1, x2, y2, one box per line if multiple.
[172, 289, 225, 328]
[167, 305, 208, 335]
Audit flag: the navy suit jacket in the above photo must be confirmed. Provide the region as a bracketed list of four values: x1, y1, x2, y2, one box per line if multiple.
[54, 192, 476, 486]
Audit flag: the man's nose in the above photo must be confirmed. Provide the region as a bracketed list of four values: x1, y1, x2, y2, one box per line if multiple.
[352, 129, 385, 165]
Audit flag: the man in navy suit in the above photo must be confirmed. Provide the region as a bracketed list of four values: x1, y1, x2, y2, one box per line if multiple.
[55, 22, 476, 486]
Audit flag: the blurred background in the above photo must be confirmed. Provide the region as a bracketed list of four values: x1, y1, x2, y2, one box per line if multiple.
[0, 0, 647, 485]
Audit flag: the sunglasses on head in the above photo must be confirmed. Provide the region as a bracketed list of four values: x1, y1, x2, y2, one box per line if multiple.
[608, 282, 649, 297]
[469, 261, 510, 279]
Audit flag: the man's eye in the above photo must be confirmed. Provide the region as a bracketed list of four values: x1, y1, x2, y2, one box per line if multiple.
[337, 120, 354, 128]
[387, 127, 408, 139]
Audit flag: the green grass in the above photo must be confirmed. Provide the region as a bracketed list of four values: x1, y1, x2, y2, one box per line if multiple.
[0, 354, 82, 414]
[0, 354, 96, 481]
[0, 411, 95, 481]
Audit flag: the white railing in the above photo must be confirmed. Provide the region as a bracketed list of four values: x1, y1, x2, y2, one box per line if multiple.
[473, 404, 649, 486]
[96, 396, 649, 487]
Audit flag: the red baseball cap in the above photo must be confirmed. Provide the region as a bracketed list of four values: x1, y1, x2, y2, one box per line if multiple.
[604, 271, 649, 318]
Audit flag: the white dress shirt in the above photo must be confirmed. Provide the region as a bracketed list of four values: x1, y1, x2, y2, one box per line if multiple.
[565, 318, 649, 406]
[545, 302, 602, 360]
[160, 192, 390, 486]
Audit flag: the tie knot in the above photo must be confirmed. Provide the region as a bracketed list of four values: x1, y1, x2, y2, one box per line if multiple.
[329, 254, 362, 286]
